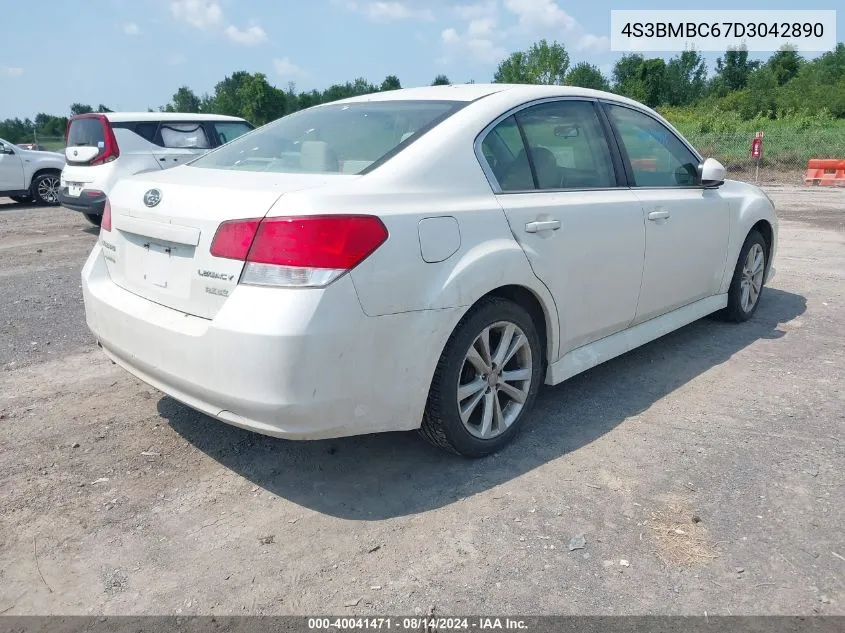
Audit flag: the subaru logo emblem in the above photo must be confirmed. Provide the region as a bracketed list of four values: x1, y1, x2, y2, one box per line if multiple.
[143, 189, 162, 207]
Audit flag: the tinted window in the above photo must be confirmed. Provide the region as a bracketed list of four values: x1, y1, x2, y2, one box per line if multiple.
[133, 122, 159, 143]
[606, 105, 700, 187]
[516, 101, 616, 190]
[67, 118, 104, 148]
[213, 121, 253, 145]
[191, 101, 463, 174]
[160, 123, 210, 149]
[481, 116, 533, 191]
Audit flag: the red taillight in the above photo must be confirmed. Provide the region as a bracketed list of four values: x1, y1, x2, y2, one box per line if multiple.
[209, 218, 262, 260]
[209, 215, 388, 287]
[101, 199, 112, 232]
[248, 215, 388, 269]
[92, 115, 119, 165]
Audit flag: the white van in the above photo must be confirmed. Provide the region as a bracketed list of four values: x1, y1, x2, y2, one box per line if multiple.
[60, 112, 253, 225]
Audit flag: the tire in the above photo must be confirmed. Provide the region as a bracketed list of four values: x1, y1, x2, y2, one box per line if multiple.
[84, 213, 102, 227]
[420, 297, 543, 457]
[30, 172, 61, 206]
[10, 195, 32, 204]
[723, 230, 768, 322]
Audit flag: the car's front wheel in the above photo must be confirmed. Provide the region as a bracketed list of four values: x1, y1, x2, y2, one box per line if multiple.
[724, 229, 768, 322]
[31, 173, 61, 206]
[420, 297, 543, 457]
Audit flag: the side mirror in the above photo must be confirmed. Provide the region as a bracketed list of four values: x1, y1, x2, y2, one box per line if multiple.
[700, 157, 725, 188]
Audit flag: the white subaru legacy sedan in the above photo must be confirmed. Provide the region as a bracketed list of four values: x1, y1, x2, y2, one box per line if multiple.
[82, 84, 777, 457]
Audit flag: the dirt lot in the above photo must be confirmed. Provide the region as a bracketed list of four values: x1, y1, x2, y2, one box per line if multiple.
[0, 188, 843, 616]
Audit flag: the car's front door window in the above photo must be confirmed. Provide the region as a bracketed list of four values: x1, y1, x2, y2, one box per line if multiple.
[605, 104, 700, 187]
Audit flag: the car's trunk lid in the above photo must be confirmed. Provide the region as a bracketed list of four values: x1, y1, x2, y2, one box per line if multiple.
[102, 166, 350, 319]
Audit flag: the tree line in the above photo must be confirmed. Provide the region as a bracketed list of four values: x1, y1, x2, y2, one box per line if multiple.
[2, 42, 843, 145]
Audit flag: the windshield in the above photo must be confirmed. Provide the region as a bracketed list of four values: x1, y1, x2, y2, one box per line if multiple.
[191, 100, 463, 175]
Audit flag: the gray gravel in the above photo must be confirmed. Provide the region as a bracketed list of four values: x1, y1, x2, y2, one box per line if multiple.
[0, 189, 842, 615]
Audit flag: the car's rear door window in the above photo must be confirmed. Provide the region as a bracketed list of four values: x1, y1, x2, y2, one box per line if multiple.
[480, 100, 617, 191]
[515, 101, 616, 190]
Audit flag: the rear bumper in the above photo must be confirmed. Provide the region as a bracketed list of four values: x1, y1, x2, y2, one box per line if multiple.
[81, 244, 453, 440]
[60, 189, 106, 215]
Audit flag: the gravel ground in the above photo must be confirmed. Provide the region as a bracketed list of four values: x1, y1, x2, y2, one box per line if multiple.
[0, 188, 843, 616]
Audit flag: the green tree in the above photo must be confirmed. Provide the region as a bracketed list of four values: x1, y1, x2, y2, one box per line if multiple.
[766, 46, 803, 86]
[237, 73, 288, 125]
[171, 86, 202, 113]
[715, 46, 760, 92]
[493, 40, 569, 85]
[663, 50, 707, 106]
[638, 58, 667, 108]
[380, 75, 401, 91]
[96, 104, 112, 113]
[431, 74, 451, 85]
[743, 67, 778, 118]
[565, 62, 609, 91]
[207, 71, 253, 117]
[70, 103, 94, 116]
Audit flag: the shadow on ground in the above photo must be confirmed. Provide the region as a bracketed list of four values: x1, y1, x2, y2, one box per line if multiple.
[163, 288, 806, 520]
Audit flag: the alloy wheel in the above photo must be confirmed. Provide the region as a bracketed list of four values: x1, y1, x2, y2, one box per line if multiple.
[456, 321, 533, 439]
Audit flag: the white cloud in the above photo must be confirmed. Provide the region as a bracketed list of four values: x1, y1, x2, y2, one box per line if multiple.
[121, 22, 141, 36]
[576, 33, 609, 53]
[440, 0, 609, 68]
[170, 0, 267, 46]
[468, 17, 496, 38]
[368, 2, 433, 22]
[453, 1, 498, 21]
[441, 27, 461, 44]
[170, 0, 224, 30]
[273, 57, 307, 78]
[224, 24, 268, 46]
[0, 66, 24, 78]
[504, 0, 575, 33]
[337, 1, 434, 23]
[441, 28, 506, 65]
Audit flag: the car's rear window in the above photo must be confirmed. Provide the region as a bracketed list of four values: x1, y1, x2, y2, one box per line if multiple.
[67, 118, 104, 148]
[191, 100, 464, 174]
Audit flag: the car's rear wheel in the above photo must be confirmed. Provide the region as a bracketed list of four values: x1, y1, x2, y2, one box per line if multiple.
[84, 213, 102, 227]
[10, 195, 32, 204]
[31, 173, 61, 206]
[420, 297, 543, 457]
[724, 229, 768, 322]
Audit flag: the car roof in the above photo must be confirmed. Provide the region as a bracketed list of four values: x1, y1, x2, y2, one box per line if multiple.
[71, 112, 248, 123]
[331, 83, 644, 107]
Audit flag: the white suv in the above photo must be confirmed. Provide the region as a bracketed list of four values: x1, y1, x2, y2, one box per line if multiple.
[60, 112, 253, 225]
[0, 138, 66, 205]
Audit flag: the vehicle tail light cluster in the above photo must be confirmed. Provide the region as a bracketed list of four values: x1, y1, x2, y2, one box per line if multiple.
[210, 215, 388, 288]
[101, 198, 112, 232]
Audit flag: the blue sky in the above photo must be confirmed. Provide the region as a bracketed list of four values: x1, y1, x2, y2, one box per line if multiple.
[1, 0, 842, 119]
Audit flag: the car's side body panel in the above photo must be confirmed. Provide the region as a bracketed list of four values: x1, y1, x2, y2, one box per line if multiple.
[80, 84, 778, 442]
[0, 139, 64, 194]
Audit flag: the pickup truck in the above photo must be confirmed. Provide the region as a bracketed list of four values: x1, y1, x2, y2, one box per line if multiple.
[0, 137, 65, 205]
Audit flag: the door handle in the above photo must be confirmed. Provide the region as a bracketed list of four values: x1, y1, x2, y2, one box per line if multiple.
[648, 210, 670, 221]
[525, 220, 561, 233]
